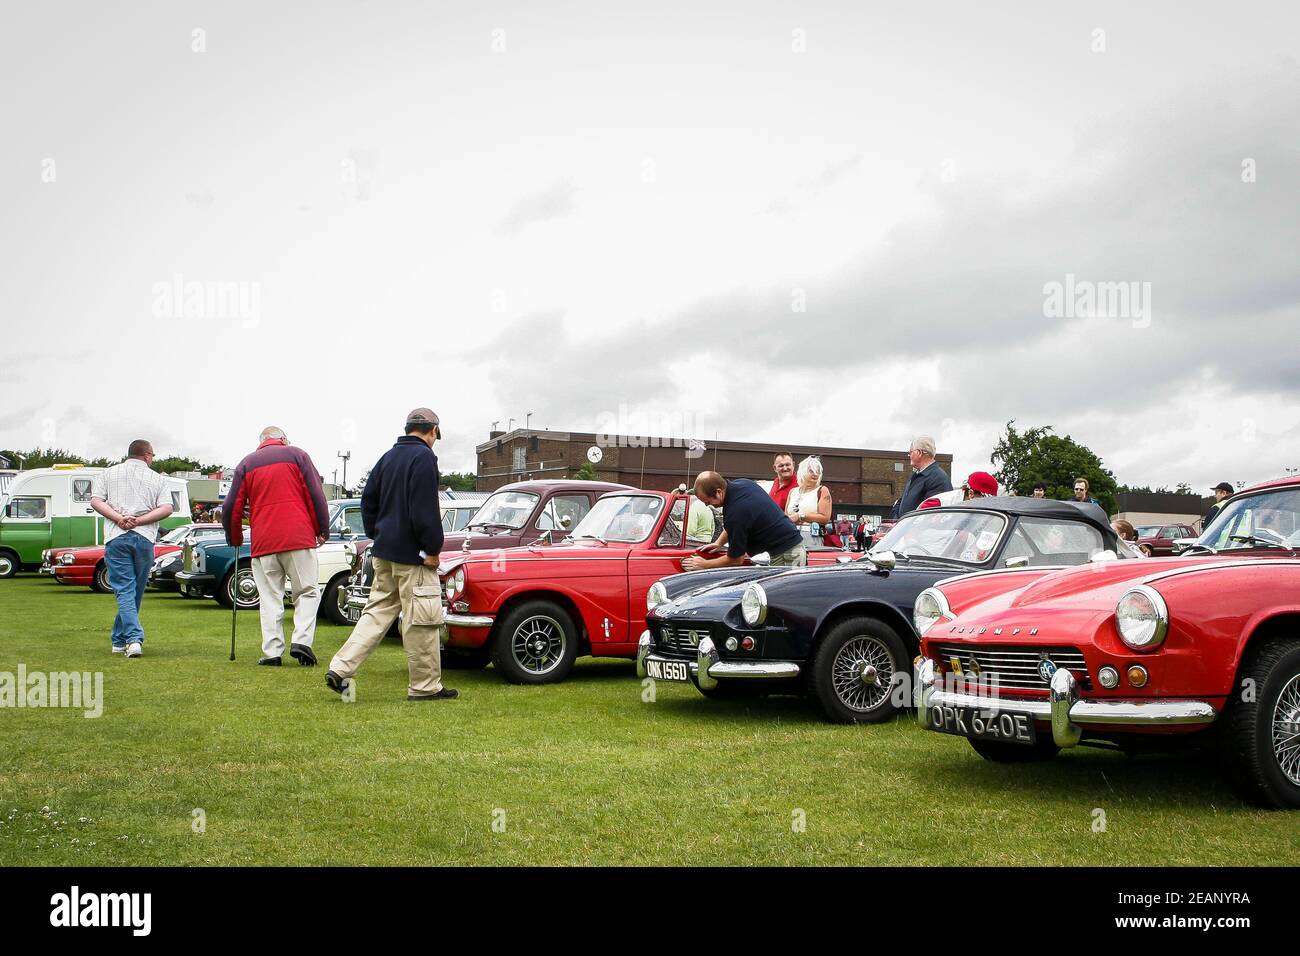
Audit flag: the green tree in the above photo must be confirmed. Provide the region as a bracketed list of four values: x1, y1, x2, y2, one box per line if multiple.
[990, 421, 1118, 514]
[441, 472, 477, 492]
[573, 462, 597, 481]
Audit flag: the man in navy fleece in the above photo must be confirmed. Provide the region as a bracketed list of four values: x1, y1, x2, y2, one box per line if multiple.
[326, 408, 458, 702]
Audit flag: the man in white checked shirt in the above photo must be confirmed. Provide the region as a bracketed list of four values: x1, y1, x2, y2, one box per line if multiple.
[89, 440, 174, 657]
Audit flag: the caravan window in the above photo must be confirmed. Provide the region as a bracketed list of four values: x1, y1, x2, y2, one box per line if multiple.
[5, 497, 47, 519]
[73, 479, 93, 503]
[171, 491, 183, 512]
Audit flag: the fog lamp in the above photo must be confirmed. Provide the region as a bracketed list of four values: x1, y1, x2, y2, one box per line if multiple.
[725, 636, 739, 651]
[1098, 666, 1120, 689]
[1126, 665, 1149, 688]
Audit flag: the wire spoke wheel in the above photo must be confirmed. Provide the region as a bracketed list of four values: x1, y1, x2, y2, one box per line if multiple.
[830, 635, 895, 713]
[510, 614, 566, 676]
[1273, 673, 1300, 786]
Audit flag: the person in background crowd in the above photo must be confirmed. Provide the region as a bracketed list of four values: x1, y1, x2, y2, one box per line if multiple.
[327, 408, 457, 702]
[1111, 518, 1151, 556]
[767, 452, 797, 512]
[682, 471, 805, 569]
[856, 517, 870, 551]
[1031, 481, 1047, 498]
[1070, 477, 1100, 506]
[223, 426, 330, 667]
[1203, 482, 1234, 532]
[963, 471, 998, 500]
[687, 491, 715, 542]
[891, 436, 952, 517]
[786, 456, 833, 548]
[89, 440, 174, 658]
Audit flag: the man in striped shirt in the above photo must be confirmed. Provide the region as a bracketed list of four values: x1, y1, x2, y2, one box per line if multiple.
[90, 440, 174, 657]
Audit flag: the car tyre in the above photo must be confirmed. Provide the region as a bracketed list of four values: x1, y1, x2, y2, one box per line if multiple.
[1219, 638, 1300, 809]
[807, 616, 908, 724]
[0, 551, 18, 579]
[92, 562, 111, 593]
[322, 574, 352, 626]
[968, 738, 1060, 762]
[216, 564, 260, 610]
[490, 600, 579, 684]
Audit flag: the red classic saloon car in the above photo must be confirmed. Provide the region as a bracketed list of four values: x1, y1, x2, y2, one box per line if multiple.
[913, 475, 1300, 808]
[434, 489, 715, 683]
[42, 523, 225, 591]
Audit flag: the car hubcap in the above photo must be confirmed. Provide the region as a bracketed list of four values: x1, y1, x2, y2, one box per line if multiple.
[511, 615, 565, 675]
[97, 567, 109, 589]
[832, 636, 894, 712]
[1273, 673, 1300, 786]
[233, 569, 259, 608]
[0, 556, 13, 575]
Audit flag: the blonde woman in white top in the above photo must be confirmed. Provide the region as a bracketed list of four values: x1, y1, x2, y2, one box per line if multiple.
[786, 456, 833, 547]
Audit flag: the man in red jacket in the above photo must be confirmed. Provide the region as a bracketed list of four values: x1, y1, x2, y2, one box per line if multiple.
[222, 426, 330, 666]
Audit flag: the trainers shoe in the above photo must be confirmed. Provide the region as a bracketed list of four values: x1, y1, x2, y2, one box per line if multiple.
[325, 671, 347, 695]
[111, 646, 125, 654]
[124, 643, 143, 658]
[289, 643, 317, 667]
[257, 656, 282, 666]
[408, 688, 458, 701]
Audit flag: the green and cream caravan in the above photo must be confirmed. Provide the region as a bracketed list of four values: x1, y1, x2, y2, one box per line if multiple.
[0, 466, 190, 577]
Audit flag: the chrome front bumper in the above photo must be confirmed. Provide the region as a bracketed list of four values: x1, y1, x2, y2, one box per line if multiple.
[913, 657, 1218, 748]
[636, 630, 800, 690]
[444, 612, 494, 628]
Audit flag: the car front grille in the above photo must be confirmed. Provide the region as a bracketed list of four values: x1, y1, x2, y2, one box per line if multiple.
[933, 644, 1088, 691]
[657, 623, 713, 655]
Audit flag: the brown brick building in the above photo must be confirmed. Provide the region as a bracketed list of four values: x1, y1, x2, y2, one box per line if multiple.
[474, 429, 952, 520]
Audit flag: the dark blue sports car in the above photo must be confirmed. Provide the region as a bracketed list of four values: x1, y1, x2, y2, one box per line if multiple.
[638, 497, 1127, 723]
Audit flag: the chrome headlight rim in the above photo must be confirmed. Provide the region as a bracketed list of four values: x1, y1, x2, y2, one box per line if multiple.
[741, 582, 768, 627]
[60, 552, 77, 565]
[443, 566, 466, 600]
[1115, 584, 1169, 652]
[913, 587, 951, 635]
[646, 580, 669, 612]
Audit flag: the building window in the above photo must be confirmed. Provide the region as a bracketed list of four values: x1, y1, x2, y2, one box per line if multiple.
[511, 446, 526, 473]
[893, 462, 904, 471]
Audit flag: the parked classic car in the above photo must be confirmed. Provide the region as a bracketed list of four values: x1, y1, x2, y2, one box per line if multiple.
[175, 500, 366, 622]
[43, 523, 225, 591]
[341, 479, 632, 624]
[425, 489, 715, 681]
[639, 497, 1128, 723]
[1133, 521, 1198, 557]
[913, 475, 1300, 808]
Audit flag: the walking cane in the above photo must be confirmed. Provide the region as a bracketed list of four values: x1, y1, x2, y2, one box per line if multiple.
[229, 570, 237, 662]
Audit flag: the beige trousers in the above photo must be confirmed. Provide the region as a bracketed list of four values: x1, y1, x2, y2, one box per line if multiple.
[328, 557, 443, 696]
[251, 548, 320, 658]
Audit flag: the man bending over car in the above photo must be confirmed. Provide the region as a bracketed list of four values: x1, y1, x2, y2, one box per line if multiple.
[681, 470, 805, 571]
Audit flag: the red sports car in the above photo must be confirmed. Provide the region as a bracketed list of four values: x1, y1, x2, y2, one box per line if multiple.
[46, 523, 225, 592]
[435, 489, 717, 683]
[912, 475, 1300, 808]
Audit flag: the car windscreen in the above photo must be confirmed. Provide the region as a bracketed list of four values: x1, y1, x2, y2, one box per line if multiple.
[571, 495, 664, 543]
[468, 491, 539, 530]
[1197, 488, 1300, 551]
[873, 510, 1006, 564]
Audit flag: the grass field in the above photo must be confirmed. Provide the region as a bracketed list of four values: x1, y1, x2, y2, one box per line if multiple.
[0, 574, 1295, 866]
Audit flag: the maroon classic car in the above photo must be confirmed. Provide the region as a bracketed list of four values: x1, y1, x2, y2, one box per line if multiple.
[342, 479, 631, 623]
[1133, 522, 1198, 556]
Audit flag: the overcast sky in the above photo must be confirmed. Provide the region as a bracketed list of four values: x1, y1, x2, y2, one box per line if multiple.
[2, 1, 1297, 491]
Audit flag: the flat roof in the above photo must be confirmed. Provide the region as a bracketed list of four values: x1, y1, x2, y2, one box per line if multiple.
[476, 428, 949, 460]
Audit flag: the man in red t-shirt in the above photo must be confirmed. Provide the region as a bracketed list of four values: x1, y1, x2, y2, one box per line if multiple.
[767, 451, 797, 512]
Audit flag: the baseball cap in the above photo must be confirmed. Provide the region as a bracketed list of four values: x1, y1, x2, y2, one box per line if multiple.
[1212, 481, 1233, 494]
[406, 407, 441, 438]
[966, 471, 998, 496]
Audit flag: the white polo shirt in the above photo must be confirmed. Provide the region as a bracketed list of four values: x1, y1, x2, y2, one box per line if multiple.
[91, 459, 171, 544]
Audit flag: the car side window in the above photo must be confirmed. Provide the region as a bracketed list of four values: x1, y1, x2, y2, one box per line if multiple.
[344, 508, 364, 535]
[5, 497, 47, 519]
[1007, 517, 1105, 566]
[537, 495, 591, 531]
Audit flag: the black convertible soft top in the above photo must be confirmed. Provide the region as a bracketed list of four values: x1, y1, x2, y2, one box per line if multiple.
[917, 496, 1115, 540]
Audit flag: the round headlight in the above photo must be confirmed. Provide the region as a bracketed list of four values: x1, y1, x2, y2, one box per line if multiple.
[1115, 585, 1168, 651]
[646, 581, 669, 612]
[741, 583, 768, 627]
[912, 588, 950, 635]
[444, 567, 465, 599]
[60, 553, 76, 565]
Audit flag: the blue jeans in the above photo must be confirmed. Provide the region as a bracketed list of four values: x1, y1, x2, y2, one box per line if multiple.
[106, 531, 154, 647]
